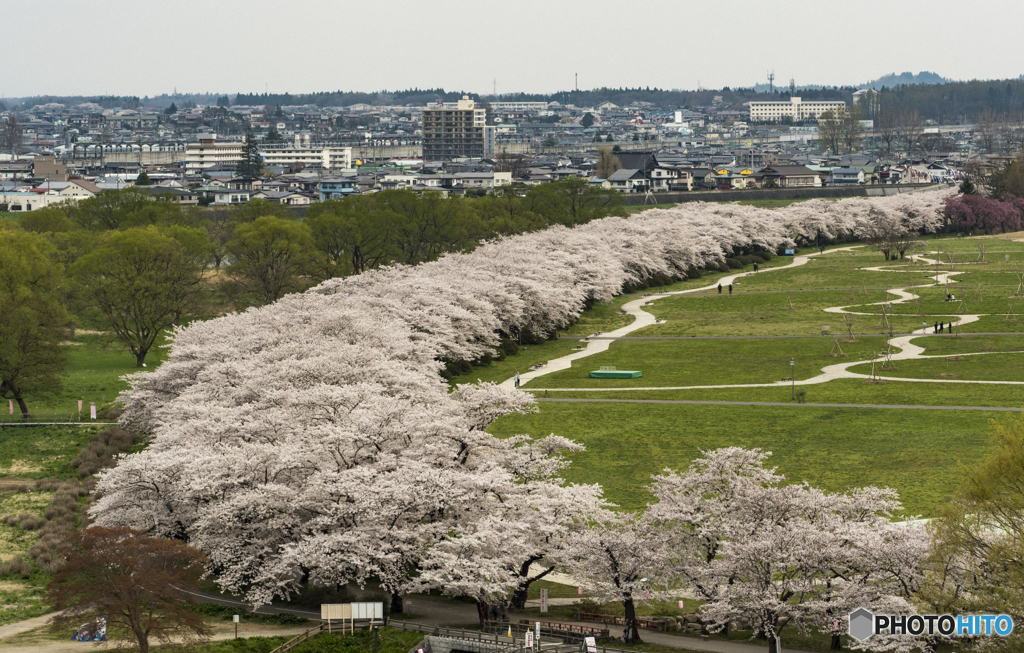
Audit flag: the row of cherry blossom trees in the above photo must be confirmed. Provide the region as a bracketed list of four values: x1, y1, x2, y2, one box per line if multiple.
[91, 190, 949, 638]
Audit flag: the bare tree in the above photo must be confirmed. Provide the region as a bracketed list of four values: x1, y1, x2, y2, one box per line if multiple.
[896, 109, 922, 157]
[975, 108, 999, 154]
[841, 105, 865, 153]
[816, 109, 844, 155]
[875, 109, 898, 154]
[596, 145, 622, 179]
[493, 150, 529, 179]
[0, 115, 22, 155]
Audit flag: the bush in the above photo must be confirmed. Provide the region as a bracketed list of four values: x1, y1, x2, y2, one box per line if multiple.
[715, 262, 730, 273]
[16, 484, 29, 493]
[0, 557, 32, 576]
[18, 514, 43, 530]
[726, 258, 743, 269]
[498, 338, 519, 357]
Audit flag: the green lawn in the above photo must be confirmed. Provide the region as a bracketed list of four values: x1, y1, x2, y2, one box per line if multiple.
[0, 425, 97, 480]
[849, 351, 1024, 382]
[522, 337, 893, 389]
[489, 402, 1002, 516]
[529, 377, 1024, 408]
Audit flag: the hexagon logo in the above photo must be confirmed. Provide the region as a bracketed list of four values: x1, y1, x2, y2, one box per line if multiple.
[848, 608, 874, 642]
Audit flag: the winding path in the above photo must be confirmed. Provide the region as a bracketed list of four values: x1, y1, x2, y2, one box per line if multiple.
[500, 254, 813, 390]
[508, 247, 1024, 393]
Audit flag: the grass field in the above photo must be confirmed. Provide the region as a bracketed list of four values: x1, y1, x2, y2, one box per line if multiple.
[522, 337, 894, 389]
[489, 401, 1001, 516]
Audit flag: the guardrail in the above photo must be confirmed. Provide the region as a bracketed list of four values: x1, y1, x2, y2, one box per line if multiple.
[0, 412, 88, 425]
[268, 623, 326, 653]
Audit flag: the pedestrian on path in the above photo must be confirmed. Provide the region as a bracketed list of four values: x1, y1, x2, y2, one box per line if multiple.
[934, 322, 938, 333]
[754, 263, 759, 272]
[514, 372, 520, 388]
[718, 283, 722, 294]
[939, 321, 944, 332]
[728, 284, 733, 294]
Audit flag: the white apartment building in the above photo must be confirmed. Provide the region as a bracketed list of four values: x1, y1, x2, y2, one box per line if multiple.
[748, 97, 846, 123]
[261, 145, 352, 171]
[185, 136, 244, 171]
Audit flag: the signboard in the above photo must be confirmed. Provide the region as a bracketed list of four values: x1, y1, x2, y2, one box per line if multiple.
[233, 615, 240, 623]
[90, 402, 97, 419]
[525, 632, 534, 648]
[784, 249, 795, 256]
[321, 603, 383, 620]
[321, 604, 351, 620]
[540, 588, 548, 613]
[585, 637, 597, 653]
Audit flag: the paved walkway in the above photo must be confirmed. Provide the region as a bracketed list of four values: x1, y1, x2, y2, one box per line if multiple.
[516, 246, 1024, 394]
[500, 255, 812, 390]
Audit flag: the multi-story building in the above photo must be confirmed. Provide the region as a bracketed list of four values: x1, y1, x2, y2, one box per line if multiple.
[422, 96, 494, 160]
[185, 136, 243, 172]
[748, 97, 846, 123]
[261, 143, 352, 171]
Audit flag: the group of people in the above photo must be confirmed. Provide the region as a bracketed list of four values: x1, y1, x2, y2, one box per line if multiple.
[945, 293, 957, 302]
[717, 283, 733, 294]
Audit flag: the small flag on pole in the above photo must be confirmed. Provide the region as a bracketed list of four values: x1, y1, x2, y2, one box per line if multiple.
[679, 600, 684, 609]
[8, 400, 12, 415]
[90, 402, 97, 420]
[78, 399, 83, 413]
[578, 587, 583, 595]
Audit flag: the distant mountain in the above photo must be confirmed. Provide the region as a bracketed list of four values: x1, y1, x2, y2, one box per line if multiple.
[861, 71, 951, 89]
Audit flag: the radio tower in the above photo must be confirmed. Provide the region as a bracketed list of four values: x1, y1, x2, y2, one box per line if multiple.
[767, 70, 775, 94]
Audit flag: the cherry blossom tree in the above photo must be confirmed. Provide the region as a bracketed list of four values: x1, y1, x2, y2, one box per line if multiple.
[556, 512, 668, 643]
[92, 190, 950, 618]
[648, 448, 928, 653]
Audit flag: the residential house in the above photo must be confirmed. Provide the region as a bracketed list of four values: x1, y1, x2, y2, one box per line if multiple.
[757, 165, 821, 188]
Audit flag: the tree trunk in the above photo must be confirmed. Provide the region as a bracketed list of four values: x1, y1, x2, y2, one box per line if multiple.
[623, 597, 641, 643]
[476, 599, 489, 628]
[136, 350, 148, 368]
[831, 633, 842, 650]
[15, 395, 29, 418]
[768, 635, 780, 653]
[390, 589, 403, 615]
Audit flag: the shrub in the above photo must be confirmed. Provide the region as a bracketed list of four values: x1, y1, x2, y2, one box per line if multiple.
[18, 514, 43, 530]
[715, 262, 730, 273]
[726, 258, 743, 269]
[0, 557, 32, 576]
[684, 267, 703, 280]
[16, 484, 30, 493]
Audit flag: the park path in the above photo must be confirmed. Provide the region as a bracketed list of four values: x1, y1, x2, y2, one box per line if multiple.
[518, 246, 1024, 393]
[500, 255, 813, 390]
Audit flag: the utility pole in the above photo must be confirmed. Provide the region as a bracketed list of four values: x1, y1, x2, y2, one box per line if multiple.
[768, 70, 775, 94]
[790, 358, 795, 399]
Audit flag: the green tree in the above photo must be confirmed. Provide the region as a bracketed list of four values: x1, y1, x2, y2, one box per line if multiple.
[928, 416, 1024, 642]
[18, 206, 76, 233]
[135, 171, 152, 186]
[266, 128, 283, 143]
[227, 216, 317, 305]
[958, 176, 978, 195]
[0, 231, 71, 417]
[235, 127, 262, 178]
[377, 190, 477, 265]
[581, 112, 595, 128]
[524, 176, 624, 227]
[306, 196, 399, 278]
[986, 153, 1024, 200]
[72, 226, 211, 367]
[541, 135, 558, 147]
[66, 187, 192, 231]
[228, 197, 294, 225]
[473, 185, 543, 237]
[164, 102, 177, 115]
[605, 132, 614, 143]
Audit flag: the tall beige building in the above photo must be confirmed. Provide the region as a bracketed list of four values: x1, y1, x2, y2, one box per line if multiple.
[422, 96, 494, 160]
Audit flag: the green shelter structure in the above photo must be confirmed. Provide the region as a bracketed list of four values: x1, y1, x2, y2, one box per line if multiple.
[589, 366, 642, 379]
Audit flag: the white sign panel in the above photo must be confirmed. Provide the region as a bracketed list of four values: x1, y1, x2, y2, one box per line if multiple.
[585, 637, 597, 653]
[352, 602, 384, 620]
[540, 588, 548, 613]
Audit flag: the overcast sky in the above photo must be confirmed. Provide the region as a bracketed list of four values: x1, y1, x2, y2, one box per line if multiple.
[3, 0, 1022, 100]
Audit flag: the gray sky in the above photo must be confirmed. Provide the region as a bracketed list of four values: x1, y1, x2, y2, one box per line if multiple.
[3, 0, 1022, 100]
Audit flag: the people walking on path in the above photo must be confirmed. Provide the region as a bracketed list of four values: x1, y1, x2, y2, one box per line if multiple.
[728, 284, 733, 294]
[718, 283, 722, 294]
[514, 372, 520, 388]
